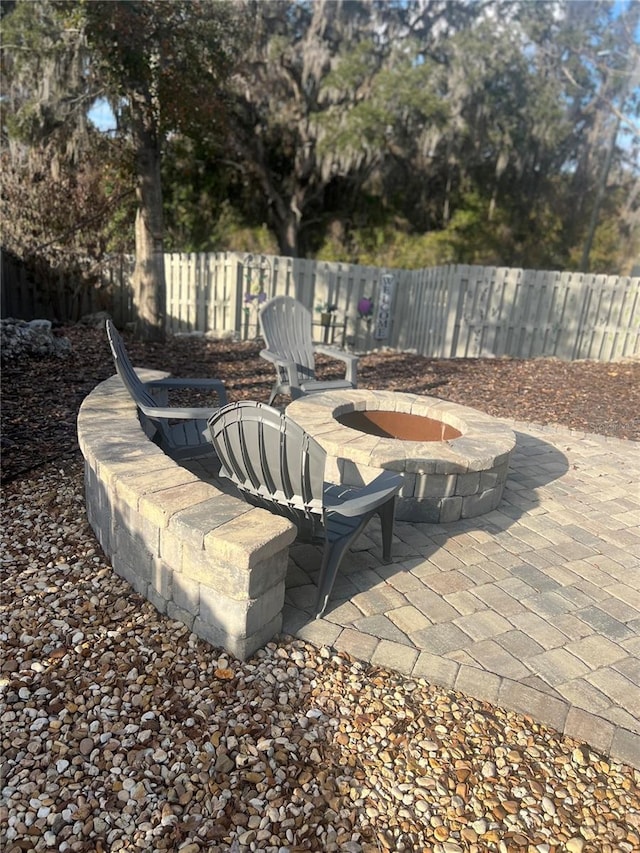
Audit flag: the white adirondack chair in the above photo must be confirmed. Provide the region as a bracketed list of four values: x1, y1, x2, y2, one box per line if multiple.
[106, 319, 227, 460]
[258, 295, 358, 404]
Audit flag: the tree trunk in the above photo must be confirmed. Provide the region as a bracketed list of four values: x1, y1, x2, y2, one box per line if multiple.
[580, 114, 620, 273]
[131, 109, 166, 341]
[276, 211, 300, 258]
[443, 169, 452, 226]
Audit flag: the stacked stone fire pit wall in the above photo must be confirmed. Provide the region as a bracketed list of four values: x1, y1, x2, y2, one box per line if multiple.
[287, 390, 517, 524]
[77, 371, 296, 660]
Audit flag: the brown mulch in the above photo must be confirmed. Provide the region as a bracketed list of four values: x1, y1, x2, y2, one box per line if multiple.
[1, 324, 639, 484]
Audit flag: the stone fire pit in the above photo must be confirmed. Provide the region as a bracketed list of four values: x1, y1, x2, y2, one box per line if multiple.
[287, 390, 516, 523]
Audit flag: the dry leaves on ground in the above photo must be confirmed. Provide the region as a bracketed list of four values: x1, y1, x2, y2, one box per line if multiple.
[1, 325, 638, 484]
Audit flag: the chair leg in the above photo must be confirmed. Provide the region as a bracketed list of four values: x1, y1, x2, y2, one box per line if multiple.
[268, 384, 279, 406]
[378, 497, 397, 563]
[314, 536, 352, 619]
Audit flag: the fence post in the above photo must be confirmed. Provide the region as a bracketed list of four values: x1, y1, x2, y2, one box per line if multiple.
[234, 256, 245, 338]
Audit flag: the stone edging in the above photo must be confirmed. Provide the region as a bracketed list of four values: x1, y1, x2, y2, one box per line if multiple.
[77, 371, 297, 660]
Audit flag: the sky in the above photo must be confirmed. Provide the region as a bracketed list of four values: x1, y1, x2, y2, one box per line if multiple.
[88, 99, 116, 132]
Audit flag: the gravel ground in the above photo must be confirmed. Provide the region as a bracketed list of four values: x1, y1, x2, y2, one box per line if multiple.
[1, 327, 639, 852]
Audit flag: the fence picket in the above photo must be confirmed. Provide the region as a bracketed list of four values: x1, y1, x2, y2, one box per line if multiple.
[525, 269, 545, 356]
[418, 267, 435, 356]
[551, 272, 576, 360]
[420, 267, 437, 356]
[606, 277, 639, 361]
[458, 266, 490, 357]
[491, 268, 515, 356]
[591, 276, 615, 361]
[527, 270, 554, 357]
[577, 274, 604, 359]
[513, 269, 529, 356]
[205, 253, 217, 333]
[390, 267, 412, 351]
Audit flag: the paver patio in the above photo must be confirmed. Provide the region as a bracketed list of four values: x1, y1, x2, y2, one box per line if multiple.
[280, 419, 640, 768]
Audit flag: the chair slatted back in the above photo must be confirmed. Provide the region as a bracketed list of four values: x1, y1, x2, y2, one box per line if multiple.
[208, 402, 325, 523]
[259, 296, 316, 383]
[105, 319, 159, 411]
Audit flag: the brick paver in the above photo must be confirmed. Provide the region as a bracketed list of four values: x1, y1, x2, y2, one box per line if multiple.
[444, 589, 486, 616]
[412, 622, 472, 655]
[566, 635, 627, 668]
[282, 420, 640, 768]
[527, 648, 591, 686]
[454, 665, 501, 704]
[412, 651, 459, 688]
[353, 614, 410, 645]
[454, 609, 513, 641]
[386, 605, 432, 634]
[495, 629, 545, 659]
[466, 638, 531, 680]
[371, 639, 419, 673]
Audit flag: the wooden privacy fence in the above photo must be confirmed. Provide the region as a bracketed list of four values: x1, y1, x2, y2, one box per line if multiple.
[162, 252, 639, 362]
[3, 248, 638, 361]
[391, 265, 640, 362]
[1, 250, 135, 327]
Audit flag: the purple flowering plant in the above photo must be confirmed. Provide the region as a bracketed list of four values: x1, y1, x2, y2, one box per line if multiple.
[244, 290, 267, 305]
[243, 290, 267, 315]
[357, 296, 374, 319]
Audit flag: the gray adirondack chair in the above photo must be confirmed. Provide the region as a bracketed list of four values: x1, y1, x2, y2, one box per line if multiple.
[207, 400, 403, 618]
[106, 319, 228, 460]
[258, 295, 359, 404]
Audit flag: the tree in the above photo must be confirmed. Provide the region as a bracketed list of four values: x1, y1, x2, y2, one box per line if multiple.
[2, 0, 243, 339]
[397, 0, 640, 271]
[0, 138, 132, 269]
[570, 3, 640, 271]
[225, 0, 456, 257]
[221, 0, 596, 264]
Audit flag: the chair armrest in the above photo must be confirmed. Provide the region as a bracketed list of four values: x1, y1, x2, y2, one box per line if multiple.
[324, 470, 403, 517]
[138, 403, 221, 420]
[259, 349, 292, 367]
[314, 345, 359, 385]
[259, 349, 303, 390]
[145, 377, 228, 406]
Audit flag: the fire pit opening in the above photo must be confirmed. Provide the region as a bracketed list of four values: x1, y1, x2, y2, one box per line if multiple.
[337, 410, 462, 441]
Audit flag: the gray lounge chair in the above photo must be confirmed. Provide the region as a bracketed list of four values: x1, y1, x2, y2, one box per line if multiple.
[258, 295, 359, 404]
[207, 400, 403, 618]
[106, 319, 227, 460]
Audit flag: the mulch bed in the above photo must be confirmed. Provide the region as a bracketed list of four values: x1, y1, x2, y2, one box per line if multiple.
[2, 324, 639, 484]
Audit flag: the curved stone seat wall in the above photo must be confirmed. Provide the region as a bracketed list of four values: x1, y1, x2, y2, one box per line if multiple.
[78, 371, 297, 660]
